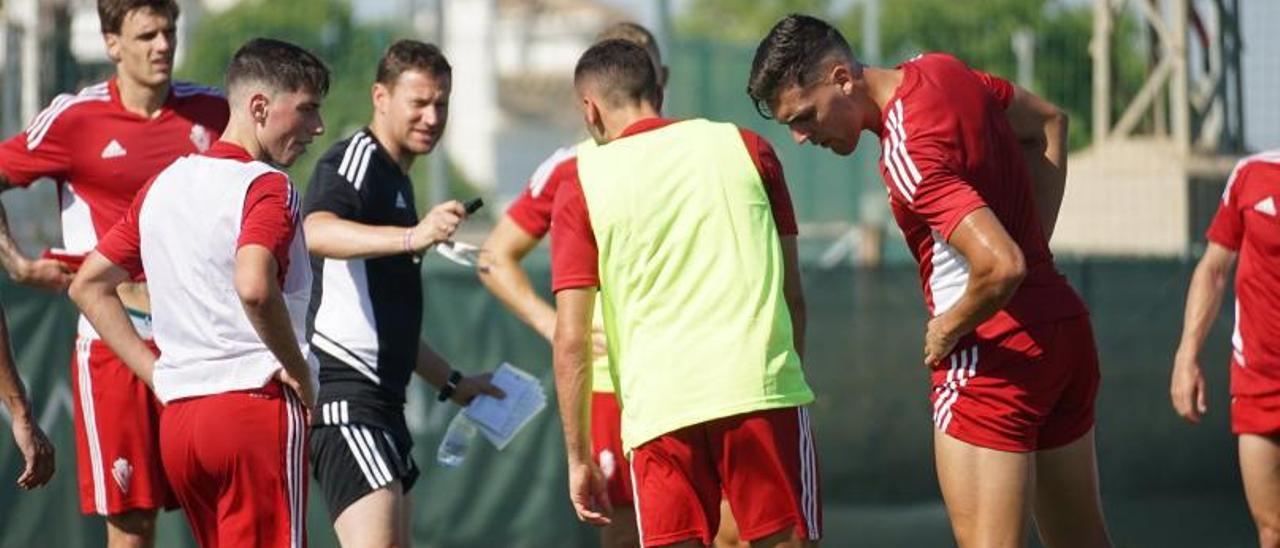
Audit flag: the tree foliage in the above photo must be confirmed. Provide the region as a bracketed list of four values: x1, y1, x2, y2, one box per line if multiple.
[176, 0, 402, 189]
[676, 0, 1150, 150]
[847, 0, 1147, 149]
[677, 0, 834, 43]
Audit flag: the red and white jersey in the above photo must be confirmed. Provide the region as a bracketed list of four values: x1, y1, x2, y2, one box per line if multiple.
[1207, 151, 1280, 395]
[0, 78, 228, 253]
[877, 53, 1086, 339]
[506, 143, 582, 238]
[96, 142, 314, 403]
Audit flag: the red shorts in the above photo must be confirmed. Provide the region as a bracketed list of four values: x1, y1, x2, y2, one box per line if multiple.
[161, 382, 308, 548]
[591, 392, 633, 507]
[1231, 393, 1280, 435]
[930, 314, 1100, 452]
[70, 338, 175, 515]
[629, 407, 821, 547]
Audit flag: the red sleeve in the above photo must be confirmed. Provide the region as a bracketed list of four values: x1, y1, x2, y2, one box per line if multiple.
[238, 173, 298, 284]
[550, 160, 599, 292]
[506, 148, 577, 238]
[889, 106, 988, 240]
[0, 99, 76, 186]
[1206, 164, 1249, 250]
[970, 69, 1015, 109]
[96, 177, 154, 278]
[506, 186, 554, 238]
[739, 129, 799, 236]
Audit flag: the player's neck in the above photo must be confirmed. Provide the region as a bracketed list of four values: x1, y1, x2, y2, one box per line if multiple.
[217, 121, 265, 162]
[367, 120, 415, 174]
[115, 75, 170, 119]
[602, 103, 661, 142]
[862, 66, 903, 133]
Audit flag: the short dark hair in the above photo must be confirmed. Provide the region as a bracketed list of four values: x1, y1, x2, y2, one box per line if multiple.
[375, 40, 451, 87]
[98, 0, 179, 34]
[225, 38, 330, 97]
[574, 39, 660, 108]
[747, 14, 854, 119]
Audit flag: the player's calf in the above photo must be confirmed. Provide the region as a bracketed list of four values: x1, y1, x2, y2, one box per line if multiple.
[747, 526, 818, 548]
[1241, 434, 1280, 548]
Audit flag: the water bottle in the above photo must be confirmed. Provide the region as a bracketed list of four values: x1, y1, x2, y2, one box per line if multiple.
[436, 409, 477, 467]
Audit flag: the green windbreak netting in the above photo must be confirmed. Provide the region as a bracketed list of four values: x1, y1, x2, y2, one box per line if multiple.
[0, 258, 1252, 546]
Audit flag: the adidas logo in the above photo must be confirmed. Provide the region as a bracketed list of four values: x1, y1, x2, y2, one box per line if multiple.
[100, 139, 127, 159]
[395, 193, 408, 209]
[1255, 196, 1276, 217]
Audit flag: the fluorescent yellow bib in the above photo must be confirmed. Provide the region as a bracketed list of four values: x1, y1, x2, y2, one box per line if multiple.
[577, 119, 813, 451]
[589, 297, 612, 393]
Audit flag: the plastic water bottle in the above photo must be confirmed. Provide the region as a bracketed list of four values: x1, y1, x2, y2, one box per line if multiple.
[436, 410, 477, 467]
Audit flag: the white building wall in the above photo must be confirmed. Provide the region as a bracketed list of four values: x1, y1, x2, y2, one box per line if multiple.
[444, 0, 499, 188]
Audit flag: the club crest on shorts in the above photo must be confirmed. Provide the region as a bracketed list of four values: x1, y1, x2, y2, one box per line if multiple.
[190, 124, 212, 152]
[112, 457, 133, 494]
[598, 449, 616, 479]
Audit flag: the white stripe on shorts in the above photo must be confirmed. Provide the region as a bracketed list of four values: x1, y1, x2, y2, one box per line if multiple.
[798, 407, 820, 538]
[358, 425, 394, 484]
[76, 338, 109, 515]
[629, 461, 645, 545]
[340, 425, 383, 489]
[935, 346, 978, 434]
[284, 389, 305, 548]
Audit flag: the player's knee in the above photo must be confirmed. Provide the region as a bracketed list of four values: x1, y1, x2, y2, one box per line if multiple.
[107, 509, 158, 533]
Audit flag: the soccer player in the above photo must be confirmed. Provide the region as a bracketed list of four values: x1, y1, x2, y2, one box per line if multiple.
[552, 40, 819, 547]
[1171, 151, 1280, 547]
[477, 22, 680, 548]
[0, 1, 227, 544]
[0, 303, 55, 490]
[747, 15, 1110, 547]
[302, 40, 504, 547]
[69, 37, 326, 548]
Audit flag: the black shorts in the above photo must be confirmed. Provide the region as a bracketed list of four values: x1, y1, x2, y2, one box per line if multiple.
[310, 422, 420, 521]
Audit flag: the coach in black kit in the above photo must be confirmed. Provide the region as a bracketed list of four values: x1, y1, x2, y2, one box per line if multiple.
[301, 40, 503, 547]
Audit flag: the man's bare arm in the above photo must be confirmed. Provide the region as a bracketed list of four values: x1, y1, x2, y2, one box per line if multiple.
[0, 305, 55, 489]
[1004, 86, 1069, 241]
[305, 200, 466, 260]
[412, 340, 505, 405]
[0, 177, 72, 291]
[779, 235, 806, 361]
[478, 216, 557, 342]
[553, 287, 595, 465]
[1171, 243, 1236, 423]
[922, 208, 1026, 365]
[234, 246, 315, 407]
[68, 253, 157, 383]
[552, 286, 611, 525]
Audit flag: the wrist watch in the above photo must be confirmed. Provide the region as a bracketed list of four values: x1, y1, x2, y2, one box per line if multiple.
[437, 370, 463, 402]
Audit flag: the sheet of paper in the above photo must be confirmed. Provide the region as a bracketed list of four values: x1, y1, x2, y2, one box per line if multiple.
[463, 362, 546, 450]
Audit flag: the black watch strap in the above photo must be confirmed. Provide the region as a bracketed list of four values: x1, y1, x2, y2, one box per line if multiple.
[437, 370, 463, 402]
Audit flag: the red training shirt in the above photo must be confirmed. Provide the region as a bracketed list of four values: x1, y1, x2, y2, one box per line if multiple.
[876, 53, 1087, 340]
[1206, 152, 1280, 395]
[0, 78, 228, 254]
